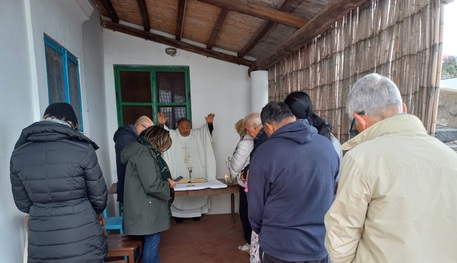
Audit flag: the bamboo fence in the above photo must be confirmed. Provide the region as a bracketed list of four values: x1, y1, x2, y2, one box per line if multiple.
[268, 0, 444, 142]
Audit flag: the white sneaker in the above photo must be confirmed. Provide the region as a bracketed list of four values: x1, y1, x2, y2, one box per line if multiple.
[238, 243, 250, 253]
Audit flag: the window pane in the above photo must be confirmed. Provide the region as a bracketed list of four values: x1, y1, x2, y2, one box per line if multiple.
[159, 106, 187, 129]
[45, 45, 65, 102]
[122, 105, 153, 126]
[68, 59, 81, 126]
[120, 71, 151, 102]
[114, 66, 190, 129]
[156, 72, 186, 103]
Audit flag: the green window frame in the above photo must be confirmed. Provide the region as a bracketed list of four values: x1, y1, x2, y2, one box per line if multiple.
[114, 65, 191, 129]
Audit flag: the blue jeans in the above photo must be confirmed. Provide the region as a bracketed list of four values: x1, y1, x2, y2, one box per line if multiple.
[143, 233, 161, 263]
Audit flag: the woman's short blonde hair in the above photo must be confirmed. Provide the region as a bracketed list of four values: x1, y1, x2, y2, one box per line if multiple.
[234, 118, 245, 136]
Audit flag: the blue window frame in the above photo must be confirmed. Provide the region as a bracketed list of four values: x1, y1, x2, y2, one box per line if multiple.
[44, 35, 83, 131]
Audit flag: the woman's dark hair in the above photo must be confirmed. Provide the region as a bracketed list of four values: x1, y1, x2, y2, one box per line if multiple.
[284, 91, 332, 140]
[140, 126, 172, 152]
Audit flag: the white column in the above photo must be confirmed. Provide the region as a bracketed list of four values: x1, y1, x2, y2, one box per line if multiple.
[250, 70, 268, 113]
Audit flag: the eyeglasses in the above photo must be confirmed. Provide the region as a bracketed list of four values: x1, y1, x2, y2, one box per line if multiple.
[349, 111, 365, 137]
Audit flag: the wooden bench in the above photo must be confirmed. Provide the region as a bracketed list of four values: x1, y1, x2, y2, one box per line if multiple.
[106, 234, 143, 263]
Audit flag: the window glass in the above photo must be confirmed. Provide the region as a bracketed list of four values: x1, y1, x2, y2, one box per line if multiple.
[44, 35, 83, 130]
[122, 105, 153, 125]
[45, 45, 65, 102]
[120, 71, 151, 102]
[156, 72, 186, 103]
[68, 59, 81, 126]
[114, 66, 190, 129]
[158, 106, 187, 128]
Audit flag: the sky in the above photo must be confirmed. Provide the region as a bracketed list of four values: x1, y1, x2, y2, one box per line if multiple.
[443, 1, 457, 56]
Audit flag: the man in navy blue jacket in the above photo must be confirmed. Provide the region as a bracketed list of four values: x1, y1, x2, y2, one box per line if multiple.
[113, 116, 153, 204]
[247, 101, 339, 263]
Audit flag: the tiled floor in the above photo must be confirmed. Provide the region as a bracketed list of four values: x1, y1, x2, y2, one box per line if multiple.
[159, 214, 250, 263]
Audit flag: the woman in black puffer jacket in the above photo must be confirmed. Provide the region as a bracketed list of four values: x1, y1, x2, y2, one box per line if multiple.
[10, 102, 108, 263]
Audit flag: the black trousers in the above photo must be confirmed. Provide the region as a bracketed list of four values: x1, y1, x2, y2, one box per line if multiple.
[259, 247, 328, 263]
[239, 186, 252, 244]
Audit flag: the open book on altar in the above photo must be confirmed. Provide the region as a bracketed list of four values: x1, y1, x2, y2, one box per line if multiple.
[176, 178, 208, 184]
[174, 178, 228, 191]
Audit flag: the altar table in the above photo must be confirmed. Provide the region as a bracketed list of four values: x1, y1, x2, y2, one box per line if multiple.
[108, 179, 239, 223]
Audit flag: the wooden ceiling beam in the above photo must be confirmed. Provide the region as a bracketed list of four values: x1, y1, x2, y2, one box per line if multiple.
[238, 22, 272, 58]
[176, 0, 187, 41]
[207, 9, 228, 50]
[100, 0, 119, 23]
[238, 0, 297, 58]
[136, 0, 150, 32]
[197, 0, 307, 28]
[103, 21, 254, 67]
[250, 0, 370, 72]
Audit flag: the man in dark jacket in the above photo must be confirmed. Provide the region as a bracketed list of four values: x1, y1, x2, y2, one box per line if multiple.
[113, 116, 153, 204]
[10, 102, 108, 263]
[247, 101, 339, 263]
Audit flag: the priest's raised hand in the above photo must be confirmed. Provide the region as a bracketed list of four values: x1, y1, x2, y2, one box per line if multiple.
[205, 113, 215, 124]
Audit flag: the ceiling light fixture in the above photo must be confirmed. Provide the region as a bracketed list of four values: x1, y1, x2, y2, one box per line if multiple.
[165, 47, 177, 57]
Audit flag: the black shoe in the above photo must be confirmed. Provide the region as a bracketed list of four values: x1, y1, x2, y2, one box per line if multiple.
[191, 217, 200, 222]
[175, 217, 184, 223]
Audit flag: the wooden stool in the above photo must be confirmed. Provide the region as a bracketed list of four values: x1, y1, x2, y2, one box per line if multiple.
[106, 234, 143, 263]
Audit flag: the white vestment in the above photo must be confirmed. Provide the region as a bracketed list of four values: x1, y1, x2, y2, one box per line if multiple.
[163, 123, 216, 217]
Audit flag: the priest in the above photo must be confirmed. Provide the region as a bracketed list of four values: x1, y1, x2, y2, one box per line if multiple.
[160, 113, 217, 221]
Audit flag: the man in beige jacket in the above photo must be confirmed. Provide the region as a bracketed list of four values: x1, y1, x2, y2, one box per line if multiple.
[324, 73, 457, 262]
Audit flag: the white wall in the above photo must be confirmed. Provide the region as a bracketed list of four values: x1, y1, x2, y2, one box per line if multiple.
[81, 11, 111, 188]
[103, 29, 252, 214]
[0, 0, 34, 261]
[0, 1, 106, 261]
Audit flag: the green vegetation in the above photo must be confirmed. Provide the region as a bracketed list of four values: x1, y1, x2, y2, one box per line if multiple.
[442, 55, 457, 80]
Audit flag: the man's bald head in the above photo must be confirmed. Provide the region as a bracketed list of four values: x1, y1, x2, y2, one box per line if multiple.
[134, 116, 154, 134]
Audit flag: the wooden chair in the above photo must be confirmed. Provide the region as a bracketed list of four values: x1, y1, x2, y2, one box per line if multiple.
[103, 208, 124, 234]
[105, 234, 143, 263]
[101, 214, 142, 263]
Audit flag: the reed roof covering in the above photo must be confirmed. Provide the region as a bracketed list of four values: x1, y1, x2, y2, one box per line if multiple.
[93, 0, 370, 69]
[92, 0, 450, 141]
